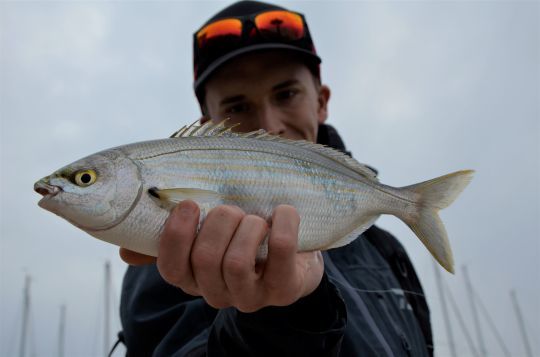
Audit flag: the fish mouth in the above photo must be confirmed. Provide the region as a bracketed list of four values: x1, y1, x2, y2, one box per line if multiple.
[34, 181, 62, 198]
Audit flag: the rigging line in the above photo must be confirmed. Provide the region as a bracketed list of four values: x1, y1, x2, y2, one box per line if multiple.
[473, 289, 511, 357]
[442, 279, 481, 357]
[108, 338, 123, 357]
[510, 290, 534, 357]
[463, 266, 487, 357]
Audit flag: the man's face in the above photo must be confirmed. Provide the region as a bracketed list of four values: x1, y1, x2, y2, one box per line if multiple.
[203, 51, 330, 143]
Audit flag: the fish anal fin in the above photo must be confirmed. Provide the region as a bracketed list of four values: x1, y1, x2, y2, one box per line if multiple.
[322, 215, 379, 250]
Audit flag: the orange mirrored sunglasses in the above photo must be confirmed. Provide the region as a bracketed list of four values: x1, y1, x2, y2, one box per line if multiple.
[196, 10, 305, 49]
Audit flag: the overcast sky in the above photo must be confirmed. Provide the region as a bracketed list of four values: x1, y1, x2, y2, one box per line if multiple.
[1, 1, 538, 356]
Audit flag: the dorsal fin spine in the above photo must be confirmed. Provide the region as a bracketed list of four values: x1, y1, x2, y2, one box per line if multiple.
[168, 120, 377, 180]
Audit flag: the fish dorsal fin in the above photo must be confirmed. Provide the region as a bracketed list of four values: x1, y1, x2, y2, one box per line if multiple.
[170, 120, 378, 180]
[282, 138, 378, 180]
[170, 119, 241, 138]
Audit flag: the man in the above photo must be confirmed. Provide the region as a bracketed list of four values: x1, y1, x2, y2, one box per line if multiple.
[117, 1, 433, 356]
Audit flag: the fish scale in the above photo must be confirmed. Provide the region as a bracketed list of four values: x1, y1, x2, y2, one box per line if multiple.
[140, 146, 361, 251]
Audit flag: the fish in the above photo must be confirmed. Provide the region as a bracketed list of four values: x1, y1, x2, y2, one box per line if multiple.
[34, 120, 474, 273]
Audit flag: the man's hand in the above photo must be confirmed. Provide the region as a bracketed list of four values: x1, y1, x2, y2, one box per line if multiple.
[120, 200, 324, 313]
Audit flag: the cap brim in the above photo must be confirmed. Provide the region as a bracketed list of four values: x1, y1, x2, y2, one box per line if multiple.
[194, 43, 321, 92]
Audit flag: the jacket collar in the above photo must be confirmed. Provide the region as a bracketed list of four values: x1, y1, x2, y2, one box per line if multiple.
[317, 123, 378, 176]
[317, 123, 351, 156]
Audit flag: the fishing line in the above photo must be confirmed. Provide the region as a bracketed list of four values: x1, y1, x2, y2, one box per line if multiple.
[348, 287, 426, 297]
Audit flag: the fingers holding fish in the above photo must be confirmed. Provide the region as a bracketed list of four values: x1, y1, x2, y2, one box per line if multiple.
[190, 205, 245, 308]
[223, 214, 269, 312]
[155, 202, 323, 312]
[263, 205, 323, 306]
[157, 200, 201, 296]
[263, 205, 301, 302]
[190, 204, 322, 312]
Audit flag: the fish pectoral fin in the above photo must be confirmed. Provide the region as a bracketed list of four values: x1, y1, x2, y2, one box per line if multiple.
[148, 187, 223, 209]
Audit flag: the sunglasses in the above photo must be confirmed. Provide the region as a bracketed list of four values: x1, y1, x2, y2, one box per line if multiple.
[195, 10, 307, 50]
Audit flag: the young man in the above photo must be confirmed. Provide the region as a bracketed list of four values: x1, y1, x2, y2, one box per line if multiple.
[118, 1, 433, 356]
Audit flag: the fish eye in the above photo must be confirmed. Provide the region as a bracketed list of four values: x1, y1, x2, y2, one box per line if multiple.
[73, 169, 97, 187]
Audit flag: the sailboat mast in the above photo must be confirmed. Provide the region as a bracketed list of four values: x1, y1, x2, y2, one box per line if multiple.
[463, 266, 487, 356]
[433, 262, 457, 357]
[19, 275, 31, 357]
[58, 304, 66, 357]
[104, 261, 111, 357]
[510, 290, 533, 357]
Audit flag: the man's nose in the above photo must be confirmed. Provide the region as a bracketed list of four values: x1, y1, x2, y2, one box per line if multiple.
[257, 105, 285, 135]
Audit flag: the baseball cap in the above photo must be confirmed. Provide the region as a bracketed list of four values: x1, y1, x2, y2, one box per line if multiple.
[193, 1, 322, 103]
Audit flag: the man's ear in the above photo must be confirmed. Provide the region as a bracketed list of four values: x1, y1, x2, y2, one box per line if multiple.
[317, 85, 331, 124]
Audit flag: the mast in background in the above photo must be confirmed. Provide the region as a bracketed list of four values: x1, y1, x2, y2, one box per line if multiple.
[433, 262, 457, 357]
[104, 261, 111, 357]
[58, 304, 66, 357]
[18, 275, 31, 357]
[463, 266, 487, 357]
[510, 290, 533, 357]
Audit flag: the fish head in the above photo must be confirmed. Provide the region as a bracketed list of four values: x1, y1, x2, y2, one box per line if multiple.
[34, 149, 142, 231]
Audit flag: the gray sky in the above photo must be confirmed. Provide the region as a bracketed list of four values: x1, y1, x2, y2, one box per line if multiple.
[1, 1, 538, 356]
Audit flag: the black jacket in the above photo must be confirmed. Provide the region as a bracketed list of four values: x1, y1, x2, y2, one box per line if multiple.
[118, 124, 433, 357]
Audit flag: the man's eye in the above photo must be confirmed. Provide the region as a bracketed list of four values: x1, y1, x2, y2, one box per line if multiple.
[225, 103, 249, 114]
[275, 89, 297, 101]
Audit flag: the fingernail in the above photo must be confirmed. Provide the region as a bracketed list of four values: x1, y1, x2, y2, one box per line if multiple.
[179, 201, 196, 215]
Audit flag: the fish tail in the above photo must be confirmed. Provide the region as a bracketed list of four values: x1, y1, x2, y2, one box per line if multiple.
[402, 170, 474, 274]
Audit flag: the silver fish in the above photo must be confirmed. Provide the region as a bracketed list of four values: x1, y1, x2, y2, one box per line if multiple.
[34, 120, 474, 273]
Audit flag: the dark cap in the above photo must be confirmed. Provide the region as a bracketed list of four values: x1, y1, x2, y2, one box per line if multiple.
[193, 0, 321, 103]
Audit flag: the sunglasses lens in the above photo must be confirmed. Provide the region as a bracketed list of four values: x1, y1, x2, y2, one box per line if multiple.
[197, 18, 243, 48]
[254, 11, 304, 40]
